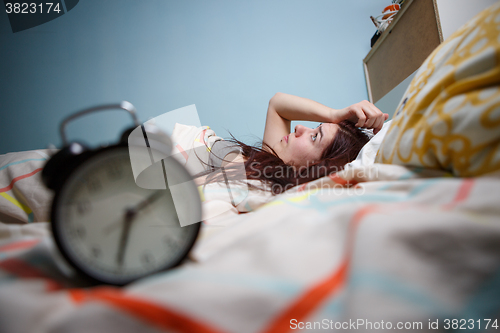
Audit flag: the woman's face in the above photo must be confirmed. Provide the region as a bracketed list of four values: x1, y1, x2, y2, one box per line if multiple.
[273, 123, 338, 167]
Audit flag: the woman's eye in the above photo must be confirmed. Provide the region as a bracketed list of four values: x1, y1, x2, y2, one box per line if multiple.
[312, 134, 318, 142]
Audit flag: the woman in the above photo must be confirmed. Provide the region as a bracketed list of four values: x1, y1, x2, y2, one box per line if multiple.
[213, 93, 388, 194]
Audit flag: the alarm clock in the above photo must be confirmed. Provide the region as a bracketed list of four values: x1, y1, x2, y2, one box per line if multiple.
[42, 102, 201, 286]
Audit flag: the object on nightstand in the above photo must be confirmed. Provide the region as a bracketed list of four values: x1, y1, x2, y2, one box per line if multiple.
[369, 1, 403, 46]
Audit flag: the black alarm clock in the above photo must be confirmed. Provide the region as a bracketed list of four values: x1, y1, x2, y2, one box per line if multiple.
[42, 102, 201, 286]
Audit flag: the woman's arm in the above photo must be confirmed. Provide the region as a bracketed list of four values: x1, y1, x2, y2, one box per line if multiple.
[263, 92, 388, 148]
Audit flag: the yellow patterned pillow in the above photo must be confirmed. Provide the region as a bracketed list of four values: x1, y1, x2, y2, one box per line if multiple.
[376, 3, 500, 177]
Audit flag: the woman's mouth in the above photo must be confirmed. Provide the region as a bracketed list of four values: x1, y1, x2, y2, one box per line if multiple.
[284, 135, 289, 143]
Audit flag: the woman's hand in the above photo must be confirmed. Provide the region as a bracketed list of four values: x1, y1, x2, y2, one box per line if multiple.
[333, 100, 389, 134]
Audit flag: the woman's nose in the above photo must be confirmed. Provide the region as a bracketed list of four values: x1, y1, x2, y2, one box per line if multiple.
[294, 125, 308, 137]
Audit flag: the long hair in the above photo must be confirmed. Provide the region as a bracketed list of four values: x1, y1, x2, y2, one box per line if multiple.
[225, 120, 371, 194]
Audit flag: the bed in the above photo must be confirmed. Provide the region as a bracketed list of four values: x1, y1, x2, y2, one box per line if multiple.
[1, 4, 499, 332]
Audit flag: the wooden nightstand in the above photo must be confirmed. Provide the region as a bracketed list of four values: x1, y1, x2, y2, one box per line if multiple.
[363, 0, 497, 117]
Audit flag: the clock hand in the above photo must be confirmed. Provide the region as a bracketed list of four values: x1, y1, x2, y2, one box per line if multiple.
[115, 189, 166, 265]
[116, 208, 135, 267]
[133, 190, 164, 212]
[104, 190, 165, 235]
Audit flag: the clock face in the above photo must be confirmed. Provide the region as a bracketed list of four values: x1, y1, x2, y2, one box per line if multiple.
[51, 146, 201, 285]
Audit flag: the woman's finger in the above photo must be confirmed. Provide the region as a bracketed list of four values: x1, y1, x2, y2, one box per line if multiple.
[372, 116, 384, 134]
[364, 109, 377, 128]
[353, 107, 366, 127]
[367, 104, 383, 127]
[366, 101, 383, 115]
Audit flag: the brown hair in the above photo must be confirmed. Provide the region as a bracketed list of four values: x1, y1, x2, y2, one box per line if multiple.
[224, 120, 371, 194]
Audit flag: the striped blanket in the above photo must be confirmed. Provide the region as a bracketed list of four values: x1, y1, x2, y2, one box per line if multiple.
[0, 149, 499, 332]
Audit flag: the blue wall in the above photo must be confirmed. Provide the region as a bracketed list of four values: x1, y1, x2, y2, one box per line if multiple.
[0, 0, 389, 154]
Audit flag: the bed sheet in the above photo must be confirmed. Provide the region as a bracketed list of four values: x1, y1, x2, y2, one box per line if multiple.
[1, 150, 500, 333]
